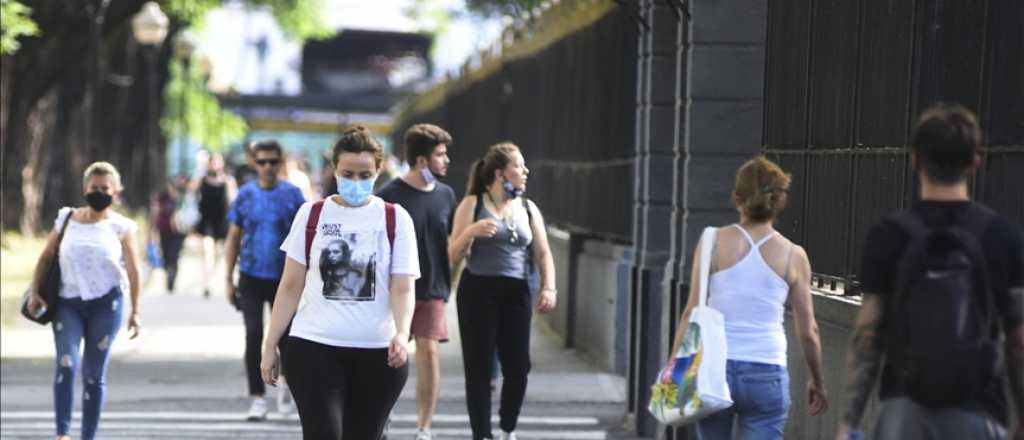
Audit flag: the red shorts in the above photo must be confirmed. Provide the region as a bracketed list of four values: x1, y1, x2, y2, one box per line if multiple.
[410, 299, 449, 342]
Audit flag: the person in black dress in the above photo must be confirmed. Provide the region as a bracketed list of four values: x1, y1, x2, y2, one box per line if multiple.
[195, 152, 237, 298]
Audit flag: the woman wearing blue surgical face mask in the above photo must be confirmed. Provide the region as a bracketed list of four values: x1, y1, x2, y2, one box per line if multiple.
[26, 161, 142, 440]
[260, 126, 420, 440]
[448, 142, 558, 440]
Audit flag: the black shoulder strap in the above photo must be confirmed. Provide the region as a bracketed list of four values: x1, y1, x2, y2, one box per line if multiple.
[890, 209, 929, 242]
[473, 193, 484, 221]
[958, 204, 996, 239]
[522, 197, 533, 225]
[58, 208, 73, 237]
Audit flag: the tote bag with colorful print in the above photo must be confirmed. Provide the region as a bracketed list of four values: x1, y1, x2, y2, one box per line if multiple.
[649, 226, 732, 426]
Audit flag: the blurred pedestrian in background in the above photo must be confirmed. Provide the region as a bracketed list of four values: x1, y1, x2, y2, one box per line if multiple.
[195, 152, 237, 298]
[280, 154, 315, 201]
[148, 175, 190, 294]
[224, 141, 306, 421]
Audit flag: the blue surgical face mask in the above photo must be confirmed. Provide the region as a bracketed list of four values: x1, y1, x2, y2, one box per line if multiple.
[420, 166, 437, 185]
[502, 175, 524, 199]
[336, 175, 375, 206]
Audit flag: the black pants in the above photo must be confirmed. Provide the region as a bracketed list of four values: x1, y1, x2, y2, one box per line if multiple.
[239, 273, 280, 397]
[283, 336, 408, 440]
[158, 231, 185, 291]
[457, 270, 533, 439]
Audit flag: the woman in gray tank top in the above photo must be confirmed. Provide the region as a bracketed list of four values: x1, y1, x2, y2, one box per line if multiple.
[449, 142, 557, 440]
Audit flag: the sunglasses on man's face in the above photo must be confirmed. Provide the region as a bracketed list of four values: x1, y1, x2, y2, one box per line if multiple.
[255, 159, 281, 167]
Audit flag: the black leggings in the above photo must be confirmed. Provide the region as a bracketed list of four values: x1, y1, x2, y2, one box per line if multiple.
[239, 273, 280, 396]
[283, 336, 408, 440]
[158, 231, 185, 291]
[457, 270, 533, 439]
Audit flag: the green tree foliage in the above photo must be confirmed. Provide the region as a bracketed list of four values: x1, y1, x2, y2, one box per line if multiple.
[161, 58, 248, 153]
[166, 0, 332, 40]
[0, 0, 40, 55]
[158, 0, 334, 152]
[465, 0, 544, 17]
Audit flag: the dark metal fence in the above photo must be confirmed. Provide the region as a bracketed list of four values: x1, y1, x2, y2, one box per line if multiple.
[763, 0, 1023, 290]
[391, 8, 638, 242]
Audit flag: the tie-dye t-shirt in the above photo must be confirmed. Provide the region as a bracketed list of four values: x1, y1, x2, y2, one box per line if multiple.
[228, 180, 306, 280]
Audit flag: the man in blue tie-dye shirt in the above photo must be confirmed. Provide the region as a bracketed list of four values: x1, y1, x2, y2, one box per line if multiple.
[224, 140, 305, 421]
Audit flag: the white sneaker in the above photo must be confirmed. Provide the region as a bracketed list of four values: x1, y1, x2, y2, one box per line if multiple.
[246, 398, 268, 421]
[500, 432, 517, 440]
[276, 381, 294, 415]
[415, 430, 433, 440]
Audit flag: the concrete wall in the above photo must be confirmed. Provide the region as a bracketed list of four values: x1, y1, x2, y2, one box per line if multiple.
[545, 227, 573, 342]
[783, 292, 881, 439]
[541, 226, 632, 375]
[575, 240, 633, 375]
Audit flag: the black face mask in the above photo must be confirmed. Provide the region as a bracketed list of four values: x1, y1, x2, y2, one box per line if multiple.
[85, 191, 113, 212]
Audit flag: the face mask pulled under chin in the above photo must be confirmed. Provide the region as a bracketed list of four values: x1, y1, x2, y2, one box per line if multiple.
[420, 166, 437, 184]
[85, 191, 114, 211]
[502, 176, 524, 198]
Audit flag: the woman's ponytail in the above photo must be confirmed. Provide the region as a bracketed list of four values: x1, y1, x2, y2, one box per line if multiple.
[466, 159, 487, 196]
[465, 142, 520, 196]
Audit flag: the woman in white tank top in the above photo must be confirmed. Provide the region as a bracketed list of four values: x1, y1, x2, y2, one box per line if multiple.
[668, 157, 829, 439]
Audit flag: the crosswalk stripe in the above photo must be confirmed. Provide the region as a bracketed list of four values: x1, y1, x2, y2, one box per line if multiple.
[0, 411, 600, 426]
[1, 425, 606, 440]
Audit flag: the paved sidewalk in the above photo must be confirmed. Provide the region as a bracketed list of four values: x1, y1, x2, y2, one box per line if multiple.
[1, 238, 634, 439]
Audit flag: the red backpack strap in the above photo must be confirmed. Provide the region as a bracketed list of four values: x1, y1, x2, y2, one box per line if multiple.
[385, 202, 396, 251]
[305, 201, 325, 268]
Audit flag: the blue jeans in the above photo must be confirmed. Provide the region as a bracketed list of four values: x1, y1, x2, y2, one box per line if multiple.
[52, 287, 124, 440]
[697, 360, 791, 440]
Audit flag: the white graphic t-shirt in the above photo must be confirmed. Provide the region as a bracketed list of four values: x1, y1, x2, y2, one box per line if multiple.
[281, 197, 420, 348]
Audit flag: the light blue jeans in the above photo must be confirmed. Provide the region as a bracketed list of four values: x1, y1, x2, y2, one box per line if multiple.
[697, 360, 791, 440]
[52, 287, 123, 440]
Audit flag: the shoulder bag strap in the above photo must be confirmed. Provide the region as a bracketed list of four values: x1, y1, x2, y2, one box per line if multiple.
[52, 209, 73, 261]
[522, 197, 535, 251]
[304, 201, 325, 271]
[385, 202, 396, 252]
[698, 227, 717, 306]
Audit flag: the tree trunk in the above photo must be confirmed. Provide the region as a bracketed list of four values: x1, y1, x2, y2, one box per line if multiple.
[19, 90, 59, 235]
[2, 0, 174, 233]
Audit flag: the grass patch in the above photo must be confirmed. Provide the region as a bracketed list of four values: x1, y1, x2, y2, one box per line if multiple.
[0, 211, 152, 328]
[1, 232, 46, 327]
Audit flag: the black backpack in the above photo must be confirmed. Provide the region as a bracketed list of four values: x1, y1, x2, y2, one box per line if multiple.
[884, 205, 1000, 408]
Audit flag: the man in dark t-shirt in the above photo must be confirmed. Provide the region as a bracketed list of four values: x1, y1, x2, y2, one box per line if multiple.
[837, 105, 1024, 440]
[376, 124, 456, 440]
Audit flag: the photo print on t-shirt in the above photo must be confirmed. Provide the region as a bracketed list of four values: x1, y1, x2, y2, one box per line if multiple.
[319, 226, 376, 301]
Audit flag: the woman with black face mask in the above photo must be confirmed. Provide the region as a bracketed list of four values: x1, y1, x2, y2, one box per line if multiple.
[448, 142, 558, 440]
[26, 161, 142, 440]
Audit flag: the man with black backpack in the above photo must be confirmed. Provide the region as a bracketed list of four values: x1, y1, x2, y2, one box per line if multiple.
[836, 104, 1024, 440]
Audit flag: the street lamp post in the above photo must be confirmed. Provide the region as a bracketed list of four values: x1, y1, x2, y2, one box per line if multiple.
[131, 2, 169, 185]
[174, 32, 197, 176]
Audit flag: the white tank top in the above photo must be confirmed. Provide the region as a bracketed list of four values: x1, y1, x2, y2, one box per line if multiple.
[707, 225, 791, 366]
[55, 208, 137, 300]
